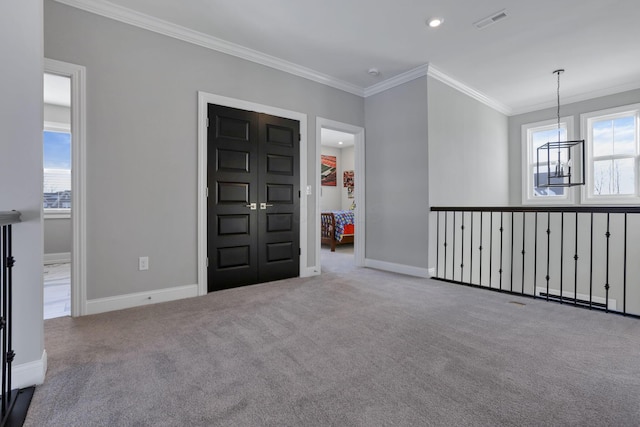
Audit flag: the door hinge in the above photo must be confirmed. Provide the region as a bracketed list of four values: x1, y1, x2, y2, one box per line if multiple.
[299, 133, 301, 142]
[206, 257, 209, 267]
[298, 190, 301, 198]
[206, 187, 209, 198]
[207, 117, 210, 127]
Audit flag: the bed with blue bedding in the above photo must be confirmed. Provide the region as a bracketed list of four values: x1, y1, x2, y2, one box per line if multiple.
[321, 210, 355, 251]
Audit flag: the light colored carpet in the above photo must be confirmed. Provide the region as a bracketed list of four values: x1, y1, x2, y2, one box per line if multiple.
[25, 259, 640, 426]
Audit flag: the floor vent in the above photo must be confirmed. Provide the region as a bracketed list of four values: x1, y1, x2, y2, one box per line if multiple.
[474, 9, 508, 29]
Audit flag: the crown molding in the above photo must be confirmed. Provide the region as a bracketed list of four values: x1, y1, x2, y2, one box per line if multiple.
[426, 65, 512, 115]
[53, 0, 365, 97]
[363, 64, 429, 97]
[509, 80, 640, 116]
[52, 0, 528, 114]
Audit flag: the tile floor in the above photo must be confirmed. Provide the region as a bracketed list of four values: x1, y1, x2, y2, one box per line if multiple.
[44, 263, 70, 319]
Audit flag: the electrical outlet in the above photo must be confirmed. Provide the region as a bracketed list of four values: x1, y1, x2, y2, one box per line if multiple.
[139, 256, 149, 271]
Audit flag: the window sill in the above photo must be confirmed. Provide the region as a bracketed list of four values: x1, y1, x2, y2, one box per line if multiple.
[44, 210, 71, 220]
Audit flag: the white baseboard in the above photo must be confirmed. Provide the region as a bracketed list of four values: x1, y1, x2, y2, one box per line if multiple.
[535, 287, 617, 310]
[301, 266, 321, 277]
[13, 350, 47, 388]
[86, 284, 199, 315]
[44, 252, 71, 265]
[428, 267, 436, 277]
[364, 258, 430, 278]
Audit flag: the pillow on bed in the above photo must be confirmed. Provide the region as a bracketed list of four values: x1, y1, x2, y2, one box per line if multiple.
[343, 224, 354, 235]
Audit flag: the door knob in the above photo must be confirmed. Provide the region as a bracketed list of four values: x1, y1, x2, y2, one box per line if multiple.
[260, 203, 274, 210]
[246, 203, 257, 210]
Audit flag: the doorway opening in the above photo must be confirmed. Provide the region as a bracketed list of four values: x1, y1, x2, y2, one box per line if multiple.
[316, 118, 365, 274]
[44, 58, 87, 317]
[320, 129, 355, 272]
[43, 72, 72, 319]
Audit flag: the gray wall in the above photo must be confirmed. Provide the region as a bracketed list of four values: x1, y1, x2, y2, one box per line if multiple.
[364, 77, 429, 268]
[44, 0, 364, 300]
[320, 146, 342, 211]
[44, 218, 72, 255]
[428, 77, 509, 206]
[0, 0, 44, 369]
[508, 88, 640, 205]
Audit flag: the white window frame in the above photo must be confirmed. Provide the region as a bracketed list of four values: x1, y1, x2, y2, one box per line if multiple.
[521, 116, 575, 205]
[44, 120, 72, 219]
[581, 104, 640, 205]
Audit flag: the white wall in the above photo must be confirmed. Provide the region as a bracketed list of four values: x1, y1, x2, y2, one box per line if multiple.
[427, 77, 509, 206]
[0, 0, 45, 384]
[44, 103, 70, 125]
[320, 146, 342, 211]
[44, 0, 364, 300]
[508, 88, 640, 205]
[365, 77, 429, 269]
[341, 145, 355, 210]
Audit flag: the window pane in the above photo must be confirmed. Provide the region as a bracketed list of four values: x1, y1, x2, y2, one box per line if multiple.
[43, 131, 72, 209]
[593, 116, 637, 157]
[533, 170, 565, 197]
[593, 158, 635, 195]
[531, 127, 567, 155]
[613, 116, 636, 155]
[593, 119, 613, 157]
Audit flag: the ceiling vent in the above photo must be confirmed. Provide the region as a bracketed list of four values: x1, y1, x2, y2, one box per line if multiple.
[474, 9, 508, 29]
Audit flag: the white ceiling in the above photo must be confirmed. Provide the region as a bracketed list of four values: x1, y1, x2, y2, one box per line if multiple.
[44, 73, 71, 107]
[58, 0, 640, 114]
[321, 129, 355, 148]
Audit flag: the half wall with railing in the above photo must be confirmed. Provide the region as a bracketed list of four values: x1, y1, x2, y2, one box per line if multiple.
[430, 206, 640, 318]
[0, 211, 33, 427]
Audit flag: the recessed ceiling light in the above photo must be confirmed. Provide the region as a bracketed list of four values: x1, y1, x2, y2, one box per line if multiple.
[427, 17, 444, 28]
[338, 141, 343, 145]
[368, 68, 380, 77]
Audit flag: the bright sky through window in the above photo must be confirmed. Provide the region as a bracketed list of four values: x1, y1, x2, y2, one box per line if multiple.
[43, 130, 71, 208]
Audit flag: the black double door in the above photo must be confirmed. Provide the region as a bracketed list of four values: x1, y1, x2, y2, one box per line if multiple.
[207, 104, 300, 292]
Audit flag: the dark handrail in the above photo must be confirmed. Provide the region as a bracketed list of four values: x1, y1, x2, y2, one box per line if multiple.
[0, 212, 20, 227]
[1, 210, 32, 427]
[431, 206, 640, 214]
[431, 206, 640, 319]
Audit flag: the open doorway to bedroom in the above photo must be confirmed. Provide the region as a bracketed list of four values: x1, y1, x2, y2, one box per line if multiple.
[317, 119, 365, 274]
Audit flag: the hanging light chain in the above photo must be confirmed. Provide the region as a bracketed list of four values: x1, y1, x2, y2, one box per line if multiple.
[554, 69, 564, 141]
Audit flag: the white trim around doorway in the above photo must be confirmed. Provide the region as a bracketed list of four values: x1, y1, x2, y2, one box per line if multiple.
[197, 92, 310, 296]
[315, 118, 365, 270]
[44, 58, 88, 316]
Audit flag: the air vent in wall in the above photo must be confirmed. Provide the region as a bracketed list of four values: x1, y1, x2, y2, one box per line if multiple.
[474, 9, 508, 29]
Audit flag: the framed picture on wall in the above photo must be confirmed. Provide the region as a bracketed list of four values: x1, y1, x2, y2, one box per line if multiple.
[343, 170, 354, 198]
[321, 155, 337, 186]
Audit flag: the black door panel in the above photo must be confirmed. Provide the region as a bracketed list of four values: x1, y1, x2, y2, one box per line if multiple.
[208, 104, 299, 291]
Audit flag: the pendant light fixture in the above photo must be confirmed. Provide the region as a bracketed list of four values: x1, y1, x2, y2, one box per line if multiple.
[536, 69, 585, 188]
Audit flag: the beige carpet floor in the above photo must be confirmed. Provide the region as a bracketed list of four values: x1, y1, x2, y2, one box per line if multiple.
[25, 250, 640, 426]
